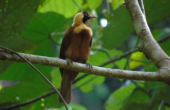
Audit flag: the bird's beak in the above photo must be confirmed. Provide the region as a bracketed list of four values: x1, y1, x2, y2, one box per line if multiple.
[89, 15, 97, 18]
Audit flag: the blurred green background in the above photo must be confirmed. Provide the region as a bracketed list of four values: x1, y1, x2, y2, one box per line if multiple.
[0, 0, 170, 110]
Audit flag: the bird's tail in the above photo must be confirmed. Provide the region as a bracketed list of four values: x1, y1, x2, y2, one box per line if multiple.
[59, 70, 72, 104]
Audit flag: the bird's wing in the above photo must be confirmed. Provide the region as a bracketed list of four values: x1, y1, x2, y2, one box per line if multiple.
[59, 26, 74, 59]
[59, 26, 74, 76]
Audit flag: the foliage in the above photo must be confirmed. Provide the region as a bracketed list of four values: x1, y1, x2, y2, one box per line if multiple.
[0, 0, 170, 110]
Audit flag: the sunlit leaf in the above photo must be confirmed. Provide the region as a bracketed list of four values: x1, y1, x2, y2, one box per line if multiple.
[87, 0, 102, 10]
[129, 51, 148, 69]
[38, 0, 83, 18]
[111, 0, 124, 10]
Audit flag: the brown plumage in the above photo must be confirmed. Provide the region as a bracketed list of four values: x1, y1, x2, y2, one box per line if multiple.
[59, 12, 97, 103]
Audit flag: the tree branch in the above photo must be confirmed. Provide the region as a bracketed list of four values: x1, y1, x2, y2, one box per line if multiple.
[0, 50, 166, 82]
[1, 0, 169, 84]
[125, 0, 170, 85]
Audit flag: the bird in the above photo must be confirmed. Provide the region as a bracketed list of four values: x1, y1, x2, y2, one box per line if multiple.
[59, 12, 97, 103]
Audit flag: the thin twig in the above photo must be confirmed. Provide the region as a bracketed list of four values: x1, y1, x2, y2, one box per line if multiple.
[0, 46, 68, 110]
[157, 34, 170, 44]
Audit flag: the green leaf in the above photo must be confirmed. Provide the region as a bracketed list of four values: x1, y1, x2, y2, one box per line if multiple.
[0, 0, 43, 73]
[104, 84, 136, 110]
[0, 0, 44, 35]
[151, 29, 162, 40]
[145, 0, 170, 24]
[127, 81, 170, 109]
[129, 51, 148, 69]
[88, 51, 113, 68]
[160, 37, 170, 56]
[21, 12, 66, 42]
[127, 89, 150, 103]
[107, 49, 123, 56]
[111, 0, 124, 10]
[121, 88, 151, 110]
[115, 58, 127, 69]
[75, 74, 105, 92]
[102, 6, 134, 49]
[87, 0, 103, 10]
[38, 0, 83, 18]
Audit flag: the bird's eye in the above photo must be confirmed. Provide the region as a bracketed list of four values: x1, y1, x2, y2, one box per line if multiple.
[84, 12, 88, 17]
[83, 12, 90, 23]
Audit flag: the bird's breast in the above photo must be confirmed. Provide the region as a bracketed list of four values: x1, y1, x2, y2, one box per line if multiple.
[65, 28, 92, 63]
[74, 24, 92, 36]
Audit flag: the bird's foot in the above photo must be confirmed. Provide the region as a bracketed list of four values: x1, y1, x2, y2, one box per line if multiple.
[85, 63, 93, 69]
[66, 58, 73, 66]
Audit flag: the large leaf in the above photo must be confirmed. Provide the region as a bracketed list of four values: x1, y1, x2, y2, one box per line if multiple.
[0, 0, 43, 73]
[102, 6, 134, 49]
[87, 0, 103, 10]
[145, 0, 170, 24]
[129, 51, 148, 70]
[0, 0, 42, 49]
[0, 0, 44, 35]
[108, 49, 127, 69]
[88, 51, 111, 67]
[121, 88, 151, 110]
[38, 0, 83, 18]
[111, 0, 124, 10]
[104, 84, 136, 110]
[21, 12, 66, 42]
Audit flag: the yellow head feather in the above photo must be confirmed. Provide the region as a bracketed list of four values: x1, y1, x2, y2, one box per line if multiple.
[72, 12, 84, 26]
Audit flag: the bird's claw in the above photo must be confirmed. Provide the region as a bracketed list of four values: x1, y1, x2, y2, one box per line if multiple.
[86, 63, 93, 69]
[66, 58, 73, 66]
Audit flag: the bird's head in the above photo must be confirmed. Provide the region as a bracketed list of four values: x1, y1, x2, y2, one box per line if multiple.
[72, 12, 97, 26]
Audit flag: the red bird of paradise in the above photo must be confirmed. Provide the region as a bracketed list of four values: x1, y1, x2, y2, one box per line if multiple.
[59, 12, 97, 103]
